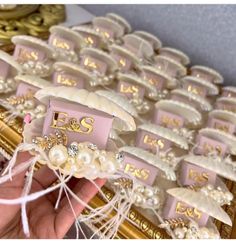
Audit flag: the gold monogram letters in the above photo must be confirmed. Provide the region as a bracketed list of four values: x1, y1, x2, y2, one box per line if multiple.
[52, 37, 71, 50]
[161, 115, 182, 128]
[188, 169, 209, 184]
[203, 142, 223, 156]
[143, 134, 165, 150]
[213, 121, 230, 133]
[187, 85, 204, 96]
[56, 74, 77, 87]
[120, 83, 139, 94]
[50, 111, 94, 134]
[124, 163, 150, 180]
[18, 48, 39, 61]
[175, 202, 202, 219]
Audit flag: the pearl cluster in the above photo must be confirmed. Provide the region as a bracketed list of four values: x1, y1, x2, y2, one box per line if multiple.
[173, 220, 220, 239]
[159, 150, 180, 169]
[90, 70, 115, 87]
[21, 60, 52, 77]
[173, 127, 194, 144]
[133, 184, 162, 209]
[54, 49, 78, 62]
[149, 89, 168, 100]
[130, 92, 150, 114]
[47, 141, 123, 180]
[0, 78, 17, 94]
[16, 99, 46, 119]
[200, 184, 233, 206]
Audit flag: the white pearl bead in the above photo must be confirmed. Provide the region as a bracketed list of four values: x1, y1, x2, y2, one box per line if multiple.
[49, 145, 68, 166]
[174, 228, 185, 239]
[35, 104, 46, 114]
[144, 188, 154, 197]
[77, 151, 92, 165]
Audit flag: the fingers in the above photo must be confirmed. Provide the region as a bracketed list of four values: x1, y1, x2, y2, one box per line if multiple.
[55, 178, 106, 238]
[33, 165, 58, 189]
[1, 152, 32, 188]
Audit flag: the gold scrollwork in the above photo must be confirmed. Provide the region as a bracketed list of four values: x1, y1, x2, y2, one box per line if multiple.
[0, 4, 65, 44]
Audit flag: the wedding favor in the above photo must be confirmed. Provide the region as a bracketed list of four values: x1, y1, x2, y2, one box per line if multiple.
[4, 75, 51, 121]
[133, 30, 162, 51]
[49, 25, 84, 62]
[119, 146, 176, 183]
[215, 97, 236, 113]
[180, 76, 219, 97]
[135, 123, 189, 154]
[154, 99, 202, 129]
[163, 188, 231, 233]
[106, 13, 132, 34]
[34, 86, 135, 149]
[179, 154, 236, 189]
[92, 16, 124, 43]
[0, 50, 22, 94]
[139, 65, 176, 98]
[80, 47, 118, 87]
[12, 35, 55, 77]
[195, 127, 236, 156]
[53, 61, 91, 88]
[208, 109, 236, 134]
[154, 55, 187, 79]
[116, 72, 157, 114]
[109, 44, 141, 72]
[221, 86, 236, 98]
[158, 47, 190, 66]
[190, 65, 223, 84]
[121, 34, 154, 60]
[170, 89, 212, 112]
[72, 26, 105, 49]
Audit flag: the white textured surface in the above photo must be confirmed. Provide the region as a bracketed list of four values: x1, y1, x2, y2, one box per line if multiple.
[82, 4, 236, 85]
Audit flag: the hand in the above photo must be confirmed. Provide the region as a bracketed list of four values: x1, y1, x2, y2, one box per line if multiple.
[0, 152, 106, 239]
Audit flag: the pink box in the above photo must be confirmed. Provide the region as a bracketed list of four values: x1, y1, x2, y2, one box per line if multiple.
[53, 71, 85, 89]
[208, 117, 235, 135]
[0, 60, 10, 80]
[14, 44, 46, 62]
[95, 26, 114, 39]
[135, 129, 172, 153]
[222, 90, 236, 98]
[16, 82, 39, 96]
[216, 100, 236, 113]
[179, 160, 217, 187]
[141, 71, 166, 91]
[81, 55, 108, 75]
[163, 195, 209, 227]
[80, 33, 99, 48]
[153, 109, 184, 129]
[183, 82, 207, 97]
[42, 99, 113, 149]
[49, 34, 75, 51]
[195, 134, 228, 157]
[154, 59, 178, 77]
[111, 53, 132, 72]
[191, 69, 215, 83]
[120, 152, 159, 186]
[117, 80, 145, 100]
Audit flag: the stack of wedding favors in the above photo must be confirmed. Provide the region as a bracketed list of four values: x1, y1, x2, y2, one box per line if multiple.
[1, 12, 236, 239]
